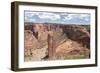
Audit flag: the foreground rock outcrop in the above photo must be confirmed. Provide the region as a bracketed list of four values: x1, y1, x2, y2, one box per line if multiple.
[25, 45, 48, 61]
[55, 39, 90, 60]
[24, 30, 48, 61]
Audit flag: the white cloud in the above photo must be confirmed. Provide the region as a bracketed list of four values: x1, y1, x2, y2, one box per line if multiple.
[63, 14, 90, 21]
[64, 16, 72, 20]
[25, 11, 39, 15]
[38, 12, 60, 20]
[25, 14, 36, 22]
[79, 14, 90, 21]
[25, 11, 40, 18]
[25, 18, 36, 22]
[25, 16, 28, 20]
[28, 19, 36, 22]
[63, 14, 75, 20]
[80, 14, 89, 18]
[60, 13, 68, 15]
[83, 17, 89, 21]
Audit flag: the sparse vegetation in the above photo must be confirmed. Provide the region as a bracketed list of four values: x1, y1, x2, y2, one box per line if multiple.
[65, 54, 89, 59]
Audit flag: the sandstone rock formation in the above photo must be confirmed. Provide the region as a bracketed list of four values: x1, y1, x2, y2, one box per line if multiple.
[24, 23, 90, 61]
[25, 45, 48, 61]
[55, 39, 90, 60]
[63, 25, 90, 48]
[24, 30, 38, 49]
[24, 30, 48, 61]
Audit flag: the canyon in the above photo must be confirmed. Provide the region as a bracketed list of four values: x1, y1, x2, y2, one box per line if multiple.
[24, 23, 90, 61]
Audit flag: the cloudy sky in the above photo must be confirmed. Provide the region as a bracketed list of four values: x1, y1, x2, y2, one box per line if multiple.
[24, 11, 90, 25]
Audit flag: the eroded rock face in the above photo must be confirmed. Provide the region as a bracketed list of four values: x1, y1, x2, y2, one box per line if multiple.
[25, 45, 48, 61]
[24, 24, 90, 61]
[63, 25, 90, 48]
[33, 24, 49, 41]
[24, 30, 38, 49]
[24, 30, 48, 61]
[55, 39, 90, 60]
